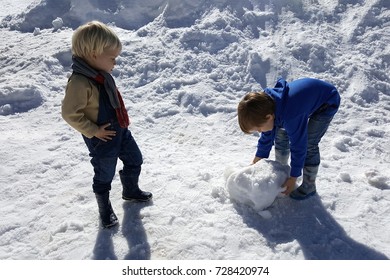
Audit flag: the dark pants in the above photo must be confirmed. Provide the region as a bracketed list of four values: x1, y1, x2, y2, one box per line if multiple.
[83, 127, 143, 194]
[275, 104, 335, 168]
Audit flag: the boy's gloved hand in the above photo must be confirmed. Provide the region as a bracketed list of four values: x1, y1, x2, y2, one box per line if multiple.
[282, 177, 297, 195]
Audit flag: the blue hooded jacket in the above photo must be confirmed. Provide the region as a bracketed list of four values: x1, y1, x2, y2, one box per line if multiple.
[256, 78, 340, 177]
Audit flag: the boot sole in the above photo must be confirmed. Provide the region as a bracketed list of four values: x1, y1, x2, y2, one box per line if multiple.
[102, 219, 119, 229]
[289, 189, 316, 200]
[122, 195, 153, 202]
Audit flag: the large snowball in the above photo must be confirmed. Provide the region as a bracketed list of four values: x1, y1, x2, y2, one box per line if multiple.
[226, 160, 289, 213]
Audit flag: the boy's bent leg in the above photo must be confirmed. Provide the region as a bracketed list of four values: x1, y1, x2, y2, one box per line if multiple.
[305, 114, 333, 167]
[119, 130, 143, 177]
[290, 114, 333, 200]
[275, 128, 290, 165]
[119, 130, 152, 201]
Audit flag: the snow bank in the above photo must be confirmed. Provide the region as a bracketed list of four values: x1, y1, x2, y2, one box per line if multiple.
[0, 85, 43, 115]
[226, 160, 289, 216]
[0, 0, 322, 33]
[0, 0, 251, 32]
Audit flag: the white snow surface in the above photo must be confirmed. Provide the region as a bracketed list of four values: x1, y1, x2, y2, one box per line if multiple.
[0, 0, 390, 260]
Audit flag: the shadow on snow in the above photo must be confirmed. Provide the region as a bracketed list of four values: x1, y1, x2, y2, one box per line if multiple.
[92, 200, 153, 260]
[234, 195, 389, 260]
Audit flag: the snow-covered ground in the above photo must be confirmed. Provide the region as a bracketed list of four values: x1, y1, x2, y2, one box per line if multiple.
[1, 0, 390, 264]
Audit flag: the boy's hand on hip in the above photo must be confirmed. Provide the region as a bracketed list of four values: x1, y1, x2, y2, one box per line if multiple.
[282, 177, 297, 195]
[95, 123, 116, 142]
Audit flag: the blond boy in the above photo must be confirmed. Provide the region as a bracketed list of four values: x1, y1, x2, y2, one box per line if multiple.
[62, 21, 152, 228]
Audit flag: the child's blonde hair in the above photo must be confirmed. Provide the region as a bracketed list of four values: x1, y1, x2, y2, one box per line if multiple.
[237, 92, 275, 134]
[71, 21, 122, 59]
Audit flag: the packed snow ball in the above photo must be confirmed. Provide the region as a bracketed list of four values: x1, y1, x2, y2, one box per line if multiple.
[226, 160, 289, 212]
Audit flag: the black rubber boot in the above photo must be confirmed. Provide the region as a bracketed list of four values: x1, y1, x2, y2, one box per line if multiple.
[119, 170, 152, 202]
[95, 191, 118, 228]
[290, 165, 319, 200]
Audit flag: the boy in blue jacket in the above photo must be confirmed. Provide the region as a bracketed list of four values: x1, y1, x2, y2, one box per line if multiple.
[237, 78, 340, 199]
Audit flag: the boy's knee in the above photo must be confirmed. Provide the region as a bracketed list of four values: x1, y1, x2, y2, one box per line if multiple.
[122, 153, 143, 167]
[91, 157, 117, 181]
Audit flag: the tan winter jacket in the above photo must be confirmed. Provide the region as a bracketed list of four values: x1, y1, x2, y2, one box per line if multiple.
[61, 74, 100, 138]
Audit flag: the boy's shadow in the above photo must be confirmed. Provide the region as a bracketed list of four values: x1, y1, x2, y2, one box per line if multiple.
[234, 195, 388, 259]
[92, 200, 153, 260]
[121, 200, 153, 260]
[92, 224, 119, 260]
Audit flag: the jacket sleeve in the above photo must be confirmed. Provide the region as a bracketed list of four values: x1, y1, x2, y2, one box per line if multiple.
[284, 115, 308, 177]
[255, 129, 276, 159]
[61, 77, 99, 138]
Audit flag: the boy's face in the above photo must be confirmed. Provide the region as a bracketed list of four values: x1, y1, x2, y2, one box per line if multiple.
[249, 114, 275, 133]
[88, 48, 121, 73]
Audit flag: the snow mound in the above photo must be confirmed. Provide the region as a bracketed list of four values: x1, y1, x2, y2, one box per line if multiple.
[226, 160, 289, 214]
[365, 169, 390, 190]
[0, 85, 43, 115]
[0, 0, 253, 32]
[0, 0, 311, 33]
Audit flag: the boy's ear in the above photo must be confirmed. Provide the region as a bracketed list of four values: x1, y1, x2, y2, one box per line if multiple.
[90, 50, 97, 59]
[266, 114, 273, 120]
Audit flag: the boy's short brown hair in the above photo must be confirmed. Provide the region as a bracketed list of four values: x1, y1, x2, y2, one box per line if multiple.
[72, 21, 122, 59]
[237, 92, 275, 134]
